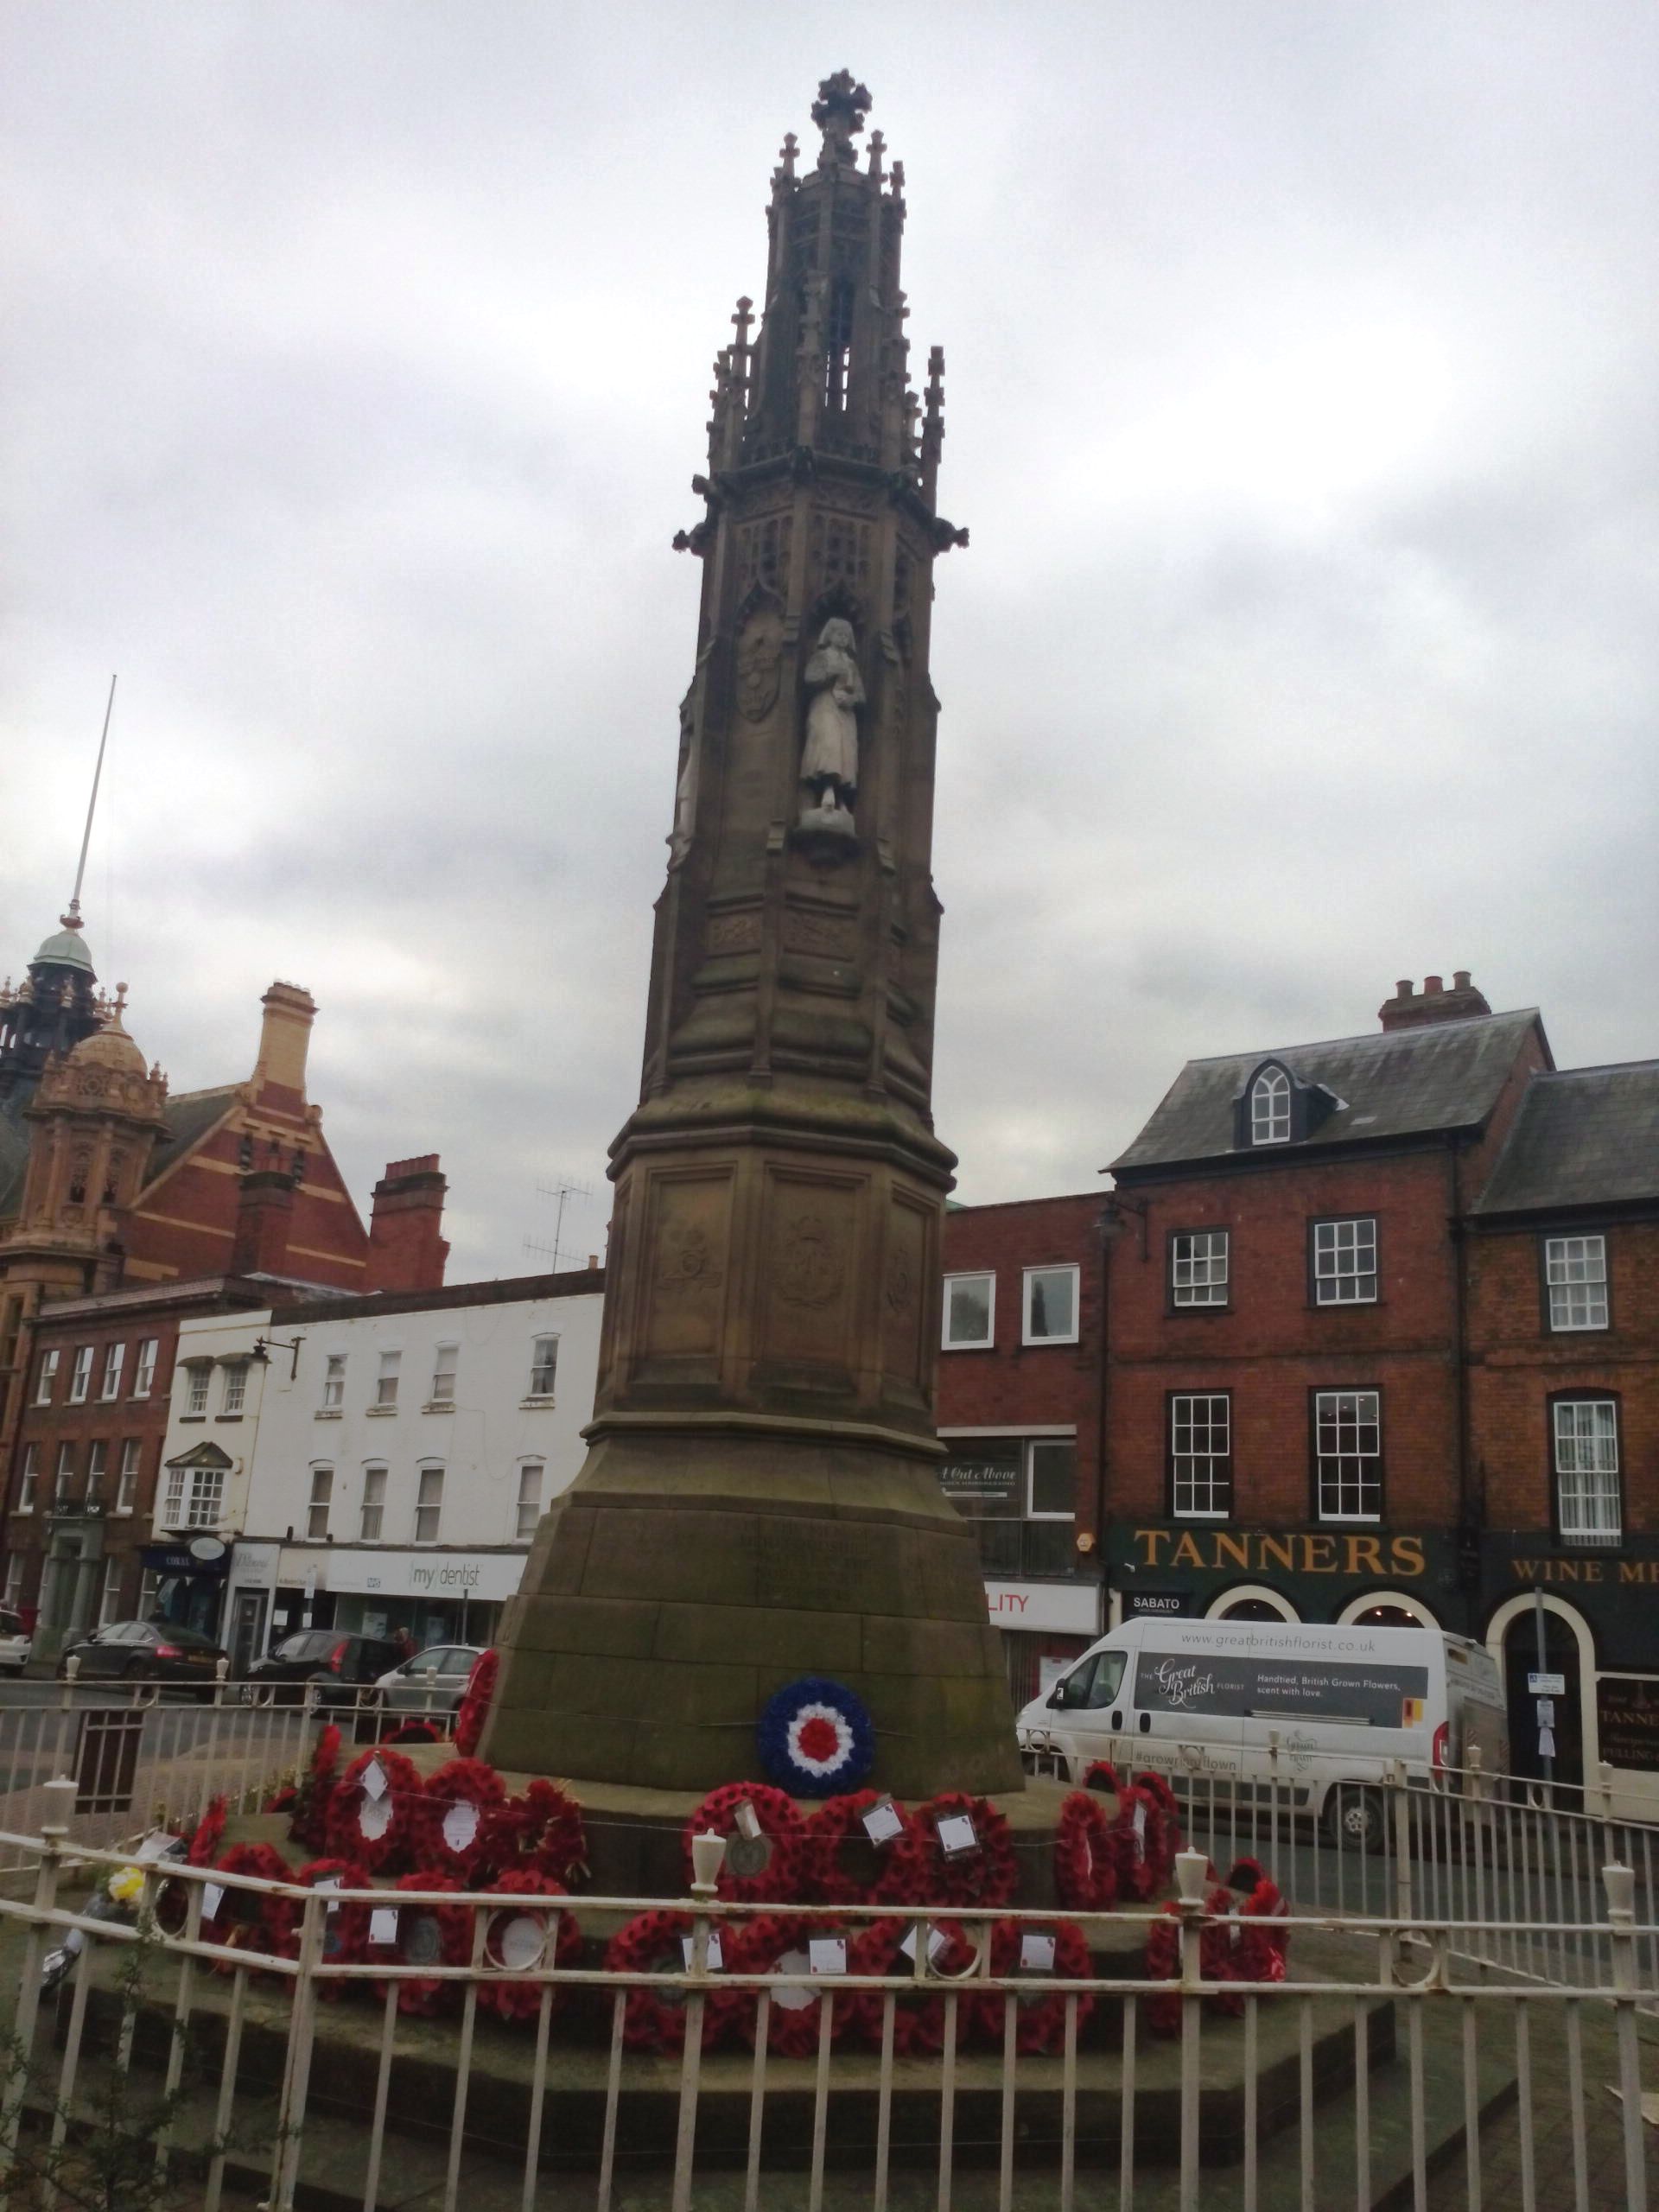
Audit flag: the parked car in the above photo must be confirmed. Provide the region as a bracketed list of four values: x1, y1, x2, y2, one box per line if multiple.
[242, 1630, 402, 1707]
[0, 1608, 32, 1675]
[55, 1619, 227, 1689]
[373, 1643, 486, 1720]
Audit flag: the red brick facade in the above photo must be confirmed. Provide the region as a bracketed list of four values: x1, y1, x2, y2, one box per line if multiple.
[942, 991, 1656, 1797]
[938, 1192, 1106, 1703]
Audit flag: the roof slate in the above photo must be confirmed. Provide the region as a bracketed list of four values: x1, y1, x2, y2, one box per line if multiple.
[1473, 1063, 1659, 1215]
[144, 1086, 239, 1185]
[1110, 1009, 1546, 1175]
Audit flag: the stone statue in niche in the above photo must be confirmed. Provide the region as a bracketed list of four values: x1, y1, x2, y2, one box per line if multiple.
[798, 618, 863, 842]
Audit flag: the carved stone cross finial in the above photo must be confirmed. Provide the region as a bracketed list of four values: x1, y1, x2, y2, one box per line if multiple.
[811, 70, 871, 168]
[776, 130, 799, 182]
[867, 129, 886, 179]
[732, 296, 755, 348]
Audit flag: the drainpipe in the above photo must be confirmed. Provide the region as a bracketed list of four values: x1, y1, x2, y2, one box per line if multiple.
[1448, 1134, 1474, 1624]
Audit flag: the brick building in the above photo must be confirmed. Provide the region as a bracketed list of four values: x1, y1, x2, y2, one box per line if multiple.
[1465, 1058, 1659, 1790]
[940, 976, 1656, 1799]
[1103, 977, 1547, 1636]
[937, 1192, 1106, 1704]
[0, 906, 448, 1659]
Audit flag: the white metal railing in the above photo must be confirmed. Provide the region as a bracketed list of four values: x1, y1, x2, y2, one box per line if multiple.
[1026, 1735, 1659, 1997]
[0, 1675, 456, 1871]
[0, 1815, 1651, 2212]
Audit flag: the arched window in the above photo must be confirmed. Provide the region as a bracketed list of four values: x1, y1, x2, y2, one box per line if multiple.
[1250, 1065, 1291, 1145]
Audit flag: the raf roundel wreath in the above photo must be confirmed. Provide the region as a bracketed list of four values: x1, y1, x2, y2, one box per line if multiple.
[757, 1678, 874, 1799]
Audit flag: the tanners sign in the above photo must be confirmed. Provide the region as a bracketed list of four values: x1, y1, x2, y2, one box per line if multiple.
[1126, 1529, 1428, 1579]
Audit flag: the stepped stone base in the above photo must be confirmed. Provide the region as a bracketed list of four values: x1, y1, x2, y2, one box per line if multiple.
[480, 1427, 1025, 1799]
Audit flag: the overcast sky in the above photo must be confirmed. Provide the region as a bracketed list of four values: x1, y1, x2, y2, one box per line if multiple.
[4, 3, 1656, 1281]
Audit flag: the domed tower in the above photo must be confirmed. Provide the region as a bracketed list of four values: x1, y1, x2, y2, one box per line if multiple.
[483, 76, 1021, 1796]
[0, 907, 105, 1102]
[3, 994, 168, 1300]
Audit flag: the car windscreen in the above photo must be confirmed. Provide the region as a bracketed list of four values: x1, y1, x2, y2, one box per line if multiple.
[271, 1633, 334, 1662]
[1133, 1648, 1431, 1727]
[1050, 1650, 1127, 1710]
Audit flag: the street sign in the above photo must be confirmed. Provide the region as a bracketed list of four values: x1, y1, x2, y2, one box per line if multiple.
[1528, 1671, 1566, 1697]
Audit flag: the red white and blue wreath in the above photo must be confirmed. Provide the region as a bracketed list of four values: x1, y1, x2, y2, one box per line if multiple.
[758, 1678, 874, 1799]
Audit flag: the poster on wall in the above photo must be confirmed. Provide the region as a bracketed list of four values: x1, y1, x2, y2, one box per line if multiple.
[1597, 1676, 1659, 1774]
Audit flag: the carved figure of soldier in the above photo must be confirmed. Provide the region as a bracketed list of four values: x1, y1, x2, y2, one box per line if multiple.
[799, 618, 864, 815]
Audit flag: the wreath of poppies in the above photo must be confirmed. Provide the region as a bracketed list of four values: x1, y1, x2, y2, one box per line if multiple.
[454, 1649, 499, 1759]
[1224, 1857, 1289, 1986]
[482, 1778, 588, 1890]
[187, 1796, 227, 1867]
[1143, 1878, 1243, 2036]
[682, 1783, 805, 1904]
[381, 1717, 446, 1747]
[207, 1843, 297, 1971]
[415, 1758, 506, 1880]
[843, 1916, 980, 2056]
[1053, 1790, 1120, 1913]
[289, 1723, 343, 1853]
[283, 1858, 374, 1997]
[756, 1678, 874, 1799]
[912, 1792, 1019, 1910]
[325, 1747, 423, 1874]
[1108, 1778, 1169, 1903]
[970, 1917, 1095, 2054]
[1131, 1771, 1183, 1879]
[605, 1909, 738, 2053]
[473, 1870, 582, 2021]
[724, 1913, 861, 2057]
[803, 1790, 928, 1906]
[367, 1871, 474, 2016]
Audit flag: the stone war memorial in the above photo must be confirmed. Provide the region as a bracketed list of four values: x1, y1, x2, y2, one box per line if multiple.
[481, 67, 1023, 1807]
[3, 81, 1543, 2212]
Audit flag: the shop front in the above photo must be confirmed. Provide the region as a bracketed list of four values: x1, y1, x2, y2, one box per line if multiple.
[1108, 1522, 1465, 1634]
[1482, 1534, 1659, 1822]
[985, 1579, 1102, 1707]
[268, 1545, 527, 1656]
[143, 1535, 232, 1643]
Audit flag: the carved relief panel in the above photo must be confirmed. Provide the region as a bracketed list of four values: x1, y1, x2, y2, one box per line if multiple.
[638, 1166, 734, 1365]
[756, 1166, 863, 1371]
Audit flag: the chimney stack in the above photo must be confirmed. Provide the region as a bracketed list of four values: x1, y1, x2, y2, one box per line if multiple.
[253, 982, 316, 1105]
[1378, 971, 1493, 1033]
[231, 1169, 296, 1277]
[365, 1154, 449, 1294]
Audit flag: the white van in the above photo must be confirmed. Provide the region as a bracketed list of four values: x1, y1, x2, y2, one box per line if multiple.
[1016, 1618, 1509, 1851]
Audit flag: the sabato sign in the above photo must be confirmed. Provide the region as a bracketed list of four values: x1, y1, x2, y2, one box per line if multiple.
[1127, 1529, 1428, 1579]
[984, 1581, 1102, 1636]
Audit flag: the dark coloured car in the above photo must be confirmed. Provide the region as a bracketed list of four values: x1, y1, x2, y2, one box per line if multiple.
[242, 1630, 402, 1707]
[56, 1619, 226, 1688]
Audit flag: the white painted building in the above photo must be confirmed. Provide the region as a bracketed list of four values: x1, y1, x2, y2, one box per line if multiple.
[199, 1269, 603, 1662]
[149, 1305, 278, 1667]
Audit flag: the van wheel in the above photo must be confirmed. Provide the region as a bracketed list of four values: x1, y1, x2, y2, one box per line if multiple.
[1325, 1786, 1384, 1855]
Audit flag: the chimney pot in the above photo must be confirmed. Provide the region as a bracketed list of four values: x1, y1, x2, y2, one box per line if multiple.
[1395, 979, 1414, 998]
[1423, 974, 1444, 995]
[1453, 969, 1471, 990]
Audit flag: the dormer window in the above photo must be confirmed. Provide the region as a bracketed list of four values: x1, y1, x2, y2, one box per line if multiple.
[1250, 1066, 1291, 1146]
[1232, 1059, 1341, 1151]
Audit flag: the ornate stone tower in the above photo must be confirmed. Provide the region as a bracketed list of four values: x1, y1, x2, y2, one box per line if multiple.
[484, 74, 1021, 1796]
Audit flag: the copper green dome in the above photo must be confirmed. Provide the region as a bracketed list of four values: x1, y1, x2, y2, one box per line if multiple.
[33, 918, 93, 973]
